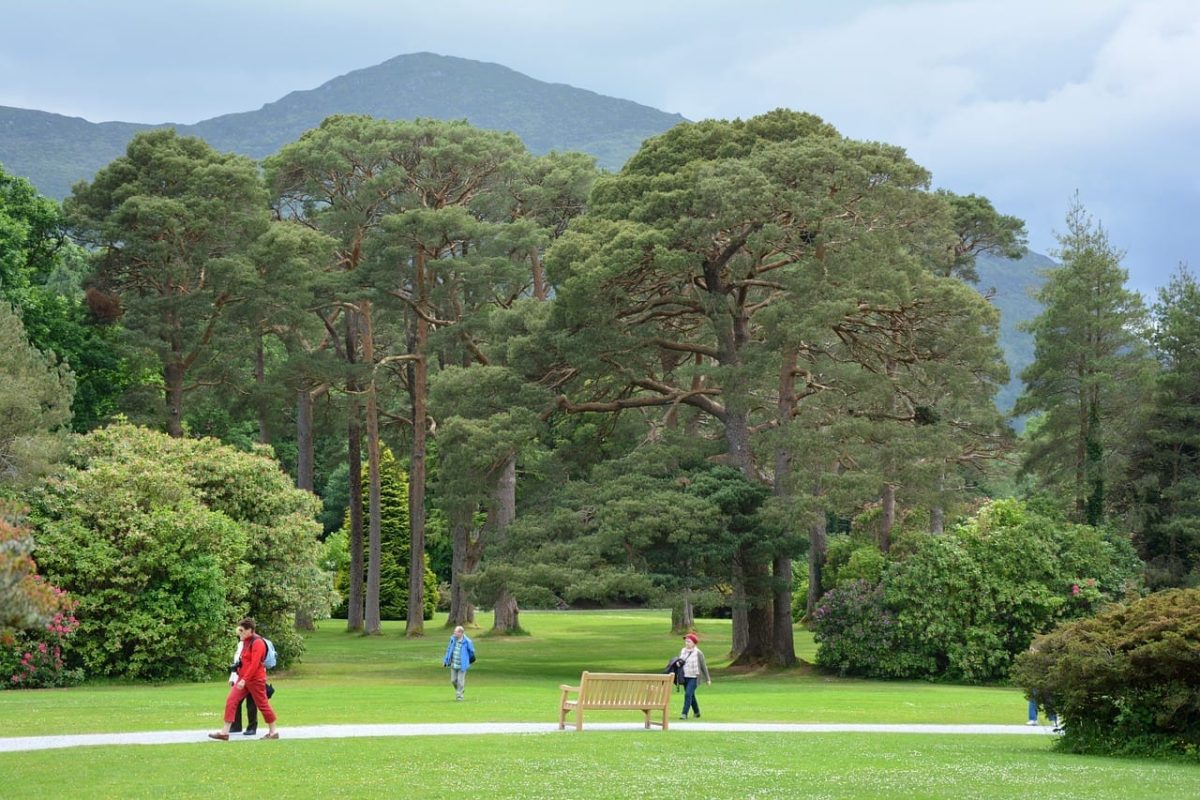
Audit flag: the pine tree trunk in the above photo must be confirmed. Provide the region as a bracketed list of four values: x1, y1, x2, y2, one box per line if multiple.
[771, 349, 798, 666]
[255, 338, 269, 444]
[448, 506, 483, 627]
[489, 454, 520, 634]
[345, 309, 365, 632]
[531, 247, 548, 301]
[806, 510, 827, 619]
[492, 589, 520, 633]
[880, 483, 896, 553]
[296, 388, 314, 492]
[406, 253, 430, 637]
[672, 591, 695, 634]
[165, 359, 185, 438]
[771, 553, 796, 667]
[725, 408, 773, 663]
[362, 302, 383, 635]
[296, 392, 320, 634]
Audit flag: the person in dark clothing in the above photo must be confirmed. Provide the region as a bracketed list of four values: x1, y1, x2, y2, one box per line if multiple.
[227, 637, 258, 735]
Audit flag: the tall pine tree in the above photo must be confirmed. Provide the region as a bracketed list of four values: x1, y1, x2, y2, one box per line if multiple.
[1015, 198, 1155, 524]
[1127, 266, 1200, 585]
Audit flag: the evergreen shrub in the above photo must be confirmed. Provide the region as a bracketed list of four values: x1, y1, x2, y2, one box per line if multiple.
[1012, 588, 1200, 759]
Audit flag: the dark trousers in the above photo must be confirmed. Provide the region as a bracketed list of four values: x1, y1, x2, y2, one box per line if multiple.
[230, 693, 258, 731]
[681, 676, 700, 718]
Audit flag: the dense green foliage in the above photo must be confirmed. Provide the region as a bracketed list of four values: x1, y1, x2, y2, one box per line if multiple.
[326, 448, 437, 620]
[1126, 267, 1200, 588]
[0, 301, 74, 484]
[1013, 588, 1200, 759]
[545, 108, 1016, 659]
[1, 165, 133, 432]
[27, 424, 329, 681]
[64, 130, 273, 437]
[481, 441, 774, 611]
[814, 499, 1141, 682]
[1, 318, 77, 460]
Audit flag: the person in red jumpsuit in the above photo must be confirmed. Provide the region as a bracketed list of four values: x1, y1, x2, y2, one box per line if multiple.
[208, 618, 279, 740]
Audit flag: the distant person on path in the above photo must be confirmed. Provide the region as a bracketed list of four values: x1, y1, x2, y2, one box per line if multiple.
[677, 632, 711, 720]
[1027, 689, 1058, 728]
[227, 637, 259, 736]
[208, 618, 279, 741]
[443, 625, 476, 701]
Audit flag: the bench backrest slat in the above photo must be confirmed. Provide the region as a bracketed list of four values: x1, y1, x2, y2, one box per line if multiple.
[577, 672, 672, 708]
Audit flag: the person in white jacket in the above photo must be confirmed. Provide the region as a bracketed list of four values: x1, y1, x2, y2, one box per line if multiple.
[677, 633, 711, 720]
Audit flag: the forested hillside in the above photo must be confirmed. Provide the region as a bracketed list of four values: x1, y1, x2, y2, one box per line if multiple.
[0, 52, 684, 199]
[975, 249, 1054, 413]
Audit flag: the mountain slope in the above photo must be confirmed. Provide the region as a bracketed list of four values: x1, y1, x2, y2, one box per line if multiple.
[0, 52, 686, 199]
[975, 249, 1054, 414]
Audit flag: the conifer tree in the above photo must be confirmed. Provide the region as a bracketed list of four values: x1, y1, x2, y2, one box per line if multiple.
[1016, 198, 1155, 523]
[1127, 266, 1200, 584]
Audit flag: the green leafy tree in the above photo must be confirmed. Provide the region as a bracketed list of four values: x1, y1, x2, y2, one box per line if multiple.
[1016, 198, 1156, 524]
[29, 423, 330, 680]
[64, 130, 270, 437]
[1, 165, 129, 432]
[266, 114, 409, 633]
[475, 441, 766, 633]
[0, 301, 74, 485]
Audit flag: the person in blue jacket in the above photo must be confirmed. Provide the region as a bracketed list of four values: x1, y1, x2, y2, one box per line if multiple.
[442, 625, 476, 701]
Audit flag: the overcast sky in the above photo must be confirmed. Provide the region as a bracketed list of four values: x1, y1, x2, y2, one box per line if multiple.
[3, 0, 1196, 296]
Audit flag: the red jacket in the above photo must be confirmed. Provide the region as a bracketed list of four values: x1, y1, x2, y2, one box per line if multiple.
[238, 636, 267, 682]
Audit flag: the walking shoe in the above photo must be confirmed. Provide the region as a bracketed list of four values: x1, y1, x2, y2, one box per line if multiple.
[260, 732, 280, 740]
[207, 732, 229, 741]
[1025, 720, 1039, 726]
[242, 727, 257, 736]
[680, 714, 688, 720]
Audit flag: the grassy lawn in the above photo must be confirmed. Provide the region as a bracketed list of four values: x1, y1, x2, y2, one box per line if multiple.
[3, 610, 1198, 798]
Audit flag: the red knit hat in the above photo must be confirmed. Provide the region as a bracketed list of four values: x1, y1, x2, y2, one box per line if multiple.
[684, 633, 699, 644]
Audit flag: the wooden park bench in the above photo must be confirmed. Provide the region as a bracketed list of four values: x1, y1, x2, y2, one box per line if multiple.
[558, 671, 675, 731]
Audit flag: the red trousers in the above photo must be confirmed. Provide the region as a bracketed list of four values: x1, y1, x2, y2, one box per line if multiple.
[224, 678, 276, 724]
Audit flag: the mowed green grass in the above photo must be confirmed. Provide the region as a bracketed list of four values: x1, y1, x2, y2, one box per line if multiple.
[3, 610, 1199, 799]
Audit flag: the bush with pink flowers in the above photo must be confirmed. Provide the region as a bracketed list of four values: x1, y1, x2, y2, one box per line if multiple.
[1, 588, 82, 689]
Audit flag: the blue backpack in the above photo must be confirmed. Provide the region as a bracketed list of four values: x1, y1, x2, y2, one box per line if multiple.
[258, 636, 277, 669]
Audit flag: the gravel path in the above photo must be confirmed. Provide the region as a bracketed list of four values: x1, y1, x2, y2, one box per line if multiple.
[0, 722, 1057, 753]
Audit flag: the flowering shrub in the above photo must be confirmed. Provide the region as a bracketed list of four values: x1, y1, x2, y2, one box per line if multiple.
[1, 594, 82, 689]
[812, 580, 929, 678]
[812, 499, 1142, 682]
[0, 503, 62, 645]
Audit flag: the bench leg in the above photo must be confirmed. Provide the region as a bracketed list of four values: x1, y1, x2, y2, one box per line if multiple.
[576, 710, 584, 732]
[558, 706, 566, 730]
[643, 709, 651, 730]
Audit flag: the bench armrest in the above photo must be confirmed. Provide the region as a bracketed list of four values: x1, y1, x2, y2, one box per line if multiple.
[560, 684, 579, 692]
